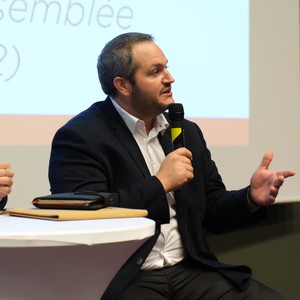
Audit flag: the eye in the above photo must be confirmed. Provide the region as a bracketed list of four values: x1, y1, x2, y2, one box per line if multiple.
[149, 64, 169, 76]
[149, 69, 160, 77]
[150, 65, 165, 76]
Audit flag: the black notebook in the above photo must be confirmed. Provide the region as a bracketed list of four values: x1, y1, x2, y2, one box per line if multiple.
[32, 192, 118, 210]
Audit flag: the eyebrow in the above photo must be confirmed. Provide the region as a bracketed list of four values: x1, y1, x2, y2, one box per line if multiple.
[150, 60, 168, 69]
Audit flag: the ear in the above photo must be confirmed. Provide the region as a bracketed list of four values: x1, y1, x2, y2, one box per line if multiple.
[113, 77, 132, 97]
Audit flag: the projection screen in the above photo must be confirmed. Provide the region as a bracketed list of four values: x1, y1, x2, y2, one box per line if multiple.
[0, 0, 299, 207]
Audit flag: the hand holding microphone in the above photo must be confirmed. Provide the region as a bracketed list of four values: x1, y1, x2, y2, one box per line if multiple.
[155, 103, 194, 192]
[156, 148, 194, 192]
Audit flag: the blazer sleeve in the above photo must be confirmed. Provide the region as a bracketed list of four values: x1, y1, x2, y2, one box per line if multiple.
[184, 121, 267, 233]
[0, 196, 7, 210]
[49, 125, 170, 224]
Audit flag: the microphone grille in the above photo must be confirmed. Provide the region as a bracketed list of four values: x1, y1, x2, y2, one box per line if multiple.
[168, 103, 184, 122]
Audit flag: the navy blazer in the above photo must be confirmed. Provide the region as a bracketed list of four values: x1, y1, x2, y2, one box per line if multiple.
[0, 196, 7, 210]
[49, 97, 265, 299]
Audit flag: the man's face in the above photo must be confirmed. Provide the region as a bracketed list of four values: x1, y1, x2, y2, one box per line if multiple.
[129, 41, 175, 118]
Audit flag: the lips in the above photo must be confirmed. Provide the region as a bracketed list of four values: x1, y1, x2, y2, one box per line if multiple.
[161, 86, 172, 95]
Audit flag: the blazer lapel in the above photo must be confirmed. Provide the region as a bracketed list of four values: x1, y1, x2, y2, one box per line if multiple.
[158, 125, 173, 156]
[101, 98, 151, 177]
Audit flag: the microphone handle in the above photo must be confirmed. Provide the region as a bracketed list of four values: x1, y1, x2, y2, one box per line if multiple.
[171, 120, 184, 150]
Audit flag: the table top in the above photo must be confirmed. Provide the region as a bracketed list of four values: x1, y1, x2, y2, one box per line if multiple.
[0, 215, 155, 247]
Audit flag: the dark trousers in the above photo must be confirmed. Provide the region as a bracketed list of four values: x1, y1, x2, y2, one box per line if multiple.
[117, 261, 288, 300]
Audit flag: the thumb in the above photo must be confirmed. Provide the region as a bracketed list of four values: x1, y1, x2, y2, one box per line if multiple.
[258, 151, 273, 170]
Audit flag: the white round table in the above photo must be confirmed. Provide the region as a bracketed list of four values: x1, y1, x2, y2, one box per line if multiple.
[0, 215, 155, 300]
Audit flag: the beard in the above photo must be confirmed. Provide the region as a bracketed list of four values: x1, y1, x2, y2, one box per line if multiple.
[130, 84, 171, 119]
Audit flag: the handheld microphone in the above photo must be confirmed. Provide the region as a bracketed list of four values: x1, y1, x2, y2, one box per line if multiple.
[168, 103, 185, 150]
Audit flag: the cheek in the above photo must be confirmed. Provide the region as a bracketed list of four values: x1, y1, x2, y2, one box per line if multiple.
[142, 85, 159, 97]
[135, 78, 161, 97]
[150, 82, 162, 94]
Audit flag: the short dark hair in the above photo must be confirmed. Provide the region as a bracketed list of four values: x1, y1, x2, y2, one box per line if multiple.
[97, 32, 154, 96]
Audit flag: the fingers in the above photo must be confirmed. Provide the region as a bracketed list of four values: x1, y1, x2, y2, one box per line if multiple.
[0, 163, 11, 170]
[264, 174, 293, 204]
[156, 147, 194, 192]
[268, 177, 284, 202]
[258, 152, 296, 179]
[273, 176, 284, 189]
[0, 174, 13, 185]
[0, 166, 13, 198]
[173, 147, 193, 161]
[0, 163, 14, 197]
[258, 151, 273, 170]
[172, 148, 193, 175]
[278, 169, 296, 179]
[0, 185, 12, 198]
[0, 166, 14, 180]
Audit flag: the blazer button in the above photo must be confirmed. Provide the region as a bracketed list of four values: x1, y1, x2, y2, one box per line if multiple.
[136, 258, 143, 266]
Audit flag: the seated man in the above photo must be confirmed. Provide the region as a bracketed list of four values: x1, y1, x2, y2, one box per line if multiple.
[49, 32, 295, 299]
[0, 163, 14, 209]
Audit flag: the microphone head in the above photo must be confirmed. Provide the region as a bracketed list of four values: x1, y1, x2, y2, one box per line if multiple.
[168, 103, 184, 122]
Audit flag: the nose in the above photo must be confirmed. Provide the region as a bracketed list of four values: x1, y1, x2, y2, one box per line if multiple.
[163, 68, 175, 84]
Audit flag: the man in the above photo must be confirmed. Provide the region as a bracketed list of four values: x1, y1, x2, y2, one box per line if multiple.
[0, 162, 14, 209]
[49, 33, 295, 299]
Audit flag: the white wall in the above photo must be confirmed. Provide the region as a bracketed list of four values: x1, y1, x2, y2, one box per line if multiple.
[210, 0, 300, 202]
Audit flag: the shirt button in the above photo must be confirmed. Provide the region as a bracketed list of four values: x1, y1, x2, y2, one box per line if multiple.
[136, 258, 143, 266]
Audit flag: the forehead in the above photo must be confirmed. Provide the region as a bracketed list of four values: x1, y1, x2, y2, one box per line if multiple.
[132, 41, 167, 67]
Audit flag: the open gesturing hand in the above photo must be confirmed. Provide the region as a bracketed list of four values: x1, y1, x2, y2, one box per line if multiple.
[249, 151, 295, 207]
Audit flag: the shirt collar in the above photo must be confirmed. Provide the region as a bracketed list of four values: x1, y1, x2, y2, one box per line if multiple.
[110, 97, 169, 136]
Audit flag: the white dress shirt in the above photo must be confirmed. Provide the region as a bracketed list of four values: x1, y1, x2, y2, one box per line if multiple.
[111, 99, 185, 269]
